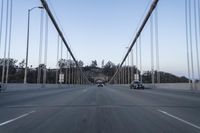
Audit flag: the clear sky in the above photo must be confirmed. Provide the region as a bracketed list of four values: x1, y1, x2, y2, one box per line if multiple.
[0, 0, 198, 78]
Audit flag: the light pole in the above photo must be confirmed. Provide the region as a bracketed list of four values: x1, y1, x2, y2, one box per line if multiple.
[24, 6, 43, 84]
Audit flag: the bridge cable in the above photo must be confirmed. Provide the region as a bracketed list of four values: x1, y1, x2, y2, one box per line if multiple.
[125, 61, 127, 84]
[56, 34, 60, 84]
[5, 0, 13, 84]
[150, 14, 155, 87]
[131, 47, 134, 82]
[109, 0, 159, 83]
[128, 52, 130, 83]
[69, 55, 71, 84]
[37, 9, 44, 84]
[60, 37, 63, 84]
[188, 0, 195, 88]
[125, 56, 127, 84]
[155, 7, 160, 83]
[0, 0, 4, 54]
[198, 0, 200, 69]
[139, 35, 143, 82]
[194, 0, 200, 81]
[136, 39, 139, 80]
[65, 43, 69, 84]
[185, 0, 191, 85]
[1, 0, 9, 83]
[40, 0, 90, 84]
[43, 13, 48, 84]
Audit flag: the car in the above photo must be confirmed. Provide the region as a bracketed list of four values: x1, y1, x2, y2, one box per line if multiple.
[130, 81, 144, 89]
[97, 83, 104, 87]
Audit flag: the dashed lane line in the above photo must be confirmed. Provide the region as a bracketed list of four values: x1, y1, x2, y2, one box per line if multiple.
[0, 111, 36, 127]
[158, 109, 200, 130]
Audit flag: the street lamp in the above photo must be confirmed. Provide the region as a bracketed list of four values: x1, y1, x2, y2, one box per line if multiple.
[24, 6, 44, 84]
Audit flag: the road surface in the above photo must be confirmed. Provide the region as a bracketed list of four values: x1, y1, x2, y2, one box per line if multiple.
[0, 85, 200, 133]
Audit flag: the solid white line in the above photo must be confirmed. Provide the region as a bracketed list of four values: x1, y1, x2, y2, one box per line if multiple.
[0, 111, 35, 127]
[158, 110, 200, 130]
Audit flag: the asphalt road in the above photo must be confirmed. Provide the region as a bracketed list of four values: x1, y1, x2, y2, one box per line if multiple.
[0, 85, 200, 133]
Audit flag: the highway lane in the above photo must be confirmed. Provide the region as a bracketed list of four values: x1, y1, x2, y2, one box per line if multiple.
[0, 85, 200, 133]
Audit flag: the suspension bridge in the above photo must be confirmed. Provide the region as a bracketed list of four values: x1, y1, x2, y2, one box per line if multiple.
[0, 0, 200, 133]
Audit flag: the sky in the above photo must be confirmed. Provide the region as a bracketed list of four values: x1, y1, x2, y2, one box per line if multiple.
[0, 0, 199, 78]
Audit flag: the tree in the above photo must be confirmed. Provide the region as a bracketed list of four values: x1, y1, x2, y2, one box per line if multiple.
[0, 58, 18, 75]
[0, 58, 18, 68]
[78, 60, 84, 67]
[18, 59, 25, 68]
[103, 61, 116, 80]
[90, 60, 97, 67]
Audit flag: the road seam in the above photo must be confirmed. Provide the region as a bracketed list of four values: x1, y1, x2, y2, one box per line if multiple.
[0, 111, 36, 127]
[158, 109, 200, 130]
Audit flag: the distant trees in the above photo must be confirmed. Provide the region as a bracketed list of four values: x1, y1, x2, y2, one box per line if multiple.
[18, 59, 25, 68]
[0, 58, 18, 74]
[58, 59, 84, 69]
[102, 61, 116, 81]
[90, 60, 97, 67]
[0, 58, 190, 84]
[142, 71, 189, 83]
[0, 58, 17, 66]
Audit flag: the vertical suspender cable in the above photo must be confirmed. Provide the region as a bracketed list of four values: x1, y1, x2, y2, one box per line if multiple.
[185, 0, 191, 85]
[155, 7, 160, 83]
[150, 15, 155, 87]
[118, 67, 120, 84]
[118, 66, 122, 84]
[136, 41, 138, 80]
[6, 0, 12, 83]
[43, 13, 48, 84]
[37, 10, 44, 84]
[139, 36, 143, 82]
[125, 59, 127, 84]
[60, 38, 63, 60]
[188, 0, 195, 89]
[56, 34, 59, 84]
[71, 59, 74, 84]
[65, 48, 68, 84]
[121, 67, 122, 84]
[198, 0, 200, 67]
[69, 56, 71, 84]
[131, 48, 134, 81]
[109, 0, 159, 83]
[128, 54, 130, 83]
[1, 0, 9, 83]
[121, 67, 123, 84]
[0, 0, 4, 53]
[194, 0, 200, 80]
[122, 65, 124, 84]
[40, 0, 90, 84]
[75, 63, 77, 84]
[117, 67, 119, 84]
[60, 39, 63, 84]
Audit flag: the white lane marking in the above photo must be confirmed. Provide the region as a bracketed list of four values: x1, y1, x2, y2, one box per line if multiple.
[7, 105, 36, 108]
[0, 111, 35, 127]
[158, 110, 200, 130]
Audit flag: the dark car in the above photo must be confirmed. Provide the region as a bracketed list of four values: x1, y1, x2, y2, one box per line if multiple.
[97, 83, 104, 87]
[130, 81, 144, 89]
